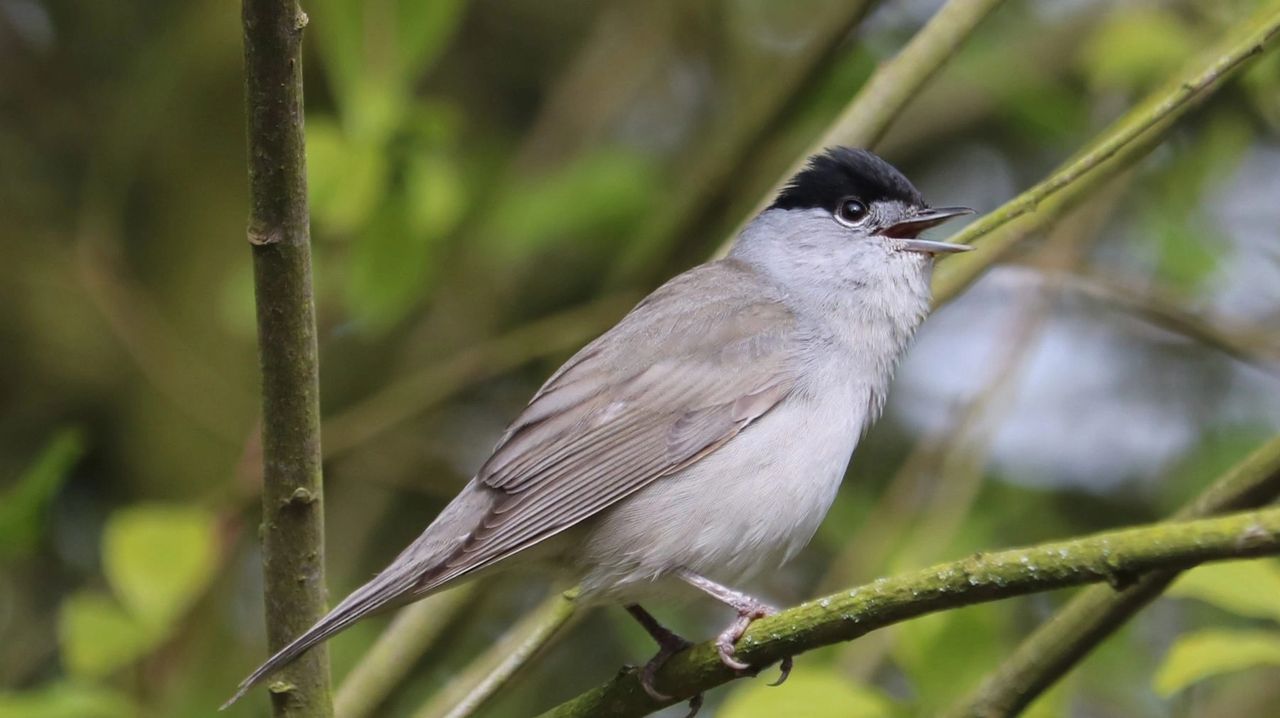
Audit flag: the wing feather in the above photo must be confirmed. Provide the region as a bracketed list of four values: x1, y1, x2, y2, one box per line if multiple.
[415, 260, 800, 593]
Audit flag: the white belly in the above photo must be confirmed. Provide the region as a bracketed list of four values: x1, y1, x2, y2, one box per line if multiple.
[574, 380, 865, 602]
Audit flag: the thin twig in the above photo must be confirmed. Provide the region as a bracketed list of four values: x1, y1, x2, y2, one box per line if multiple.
[715, 0, 1010, 256]
[1046, 269, 1280, 375]
[606, 0, 881, 285]
[333, 585, 478, 718]
[322, 294, 637, 457]
[943, 433, 1280, 718]
[413, 590, 580, 718]
[240, 0, 332, 715]
[540, 504, 1280, 718]
[931, 0, 1280, 304]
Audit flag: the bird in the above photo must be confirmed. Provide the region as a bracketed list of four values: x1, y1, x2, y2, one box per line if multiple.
[223, 146, 972, 712]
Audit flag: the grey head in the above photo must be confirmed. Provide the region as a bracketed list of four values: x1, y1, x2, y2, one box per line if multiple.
[730, 147, 972, 307]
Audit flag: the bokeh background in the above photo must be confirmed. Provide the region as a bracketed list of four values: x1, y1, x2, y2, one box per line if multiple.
[3, 0, 1280, 716]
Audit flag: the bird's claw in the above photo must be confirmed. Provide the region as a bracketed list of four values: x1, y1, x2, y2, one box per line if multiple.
[715, 640, 752, 672]
[636, 629, 695, 702]
[767, 655, 794, 687]
[714, 598, 794, 686]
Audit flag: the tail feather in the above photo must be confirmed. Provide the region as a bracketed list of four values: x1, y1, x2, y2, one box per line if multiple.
[220, 568, 418, 710]
[222, 480, 498, 710]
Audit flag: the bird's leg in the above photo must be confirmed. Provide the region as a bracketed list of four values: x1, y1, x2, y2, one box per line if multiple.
[676, 569, 794, 686]
[625, 604, 702, 715]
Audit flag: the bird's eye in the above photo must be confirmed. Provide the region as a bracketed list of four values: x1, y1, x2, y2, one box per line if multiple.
[835, 198, 869, 226]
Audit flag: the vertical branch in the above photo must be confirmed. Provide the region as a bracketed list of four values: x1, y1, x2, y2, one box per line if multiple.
[241, 1, 333, 716]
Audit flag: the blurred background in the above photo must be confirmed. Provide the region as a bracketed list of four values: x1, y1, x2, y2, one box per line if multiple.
[3, 0, 1280, 716]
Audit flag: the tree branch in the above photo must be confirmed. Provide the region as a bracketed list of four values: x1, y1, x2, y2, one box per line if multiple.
[240, 1, 332, 716]
[931, 0, 1280, 305]
[413, 590, 579, 718]
[943, 434, 1280, 718]
[1044, 269, 1280, 376]
[539, 507, 1280, 718]
[715, 0, 1009, 256]
[333, 585, 478, 718]
[322, 294, 637, 458]
[607, 0, 879, 285]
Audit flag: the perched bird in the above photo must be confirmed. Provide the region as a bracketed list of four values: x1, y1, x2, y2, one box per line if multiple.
[224, 147, 972, 711]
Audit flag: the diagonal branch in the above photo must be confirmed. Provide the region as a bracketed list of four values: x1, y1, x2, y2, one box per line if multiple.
[333, 585, 478, 718]
[942, 434, 1280, 718]
[539, 505, 1280, 718]
[412, 590, 579, 718]
[240, 0, 332, 715]
[1043, 269, 1280, 375]
[607, 0, 880, 284]
[715, 0, 1010, 255]
[931, 0, 1280, 304]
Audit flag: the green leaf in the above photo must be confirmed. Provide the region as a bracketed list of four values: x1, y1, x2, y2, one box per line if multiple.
[719, 669, 895, 718]
[308, 118, 388, 234]
[487, 149, 659, 257]
[394, 0, 468, 79]
[102, 504, 218, 630]
[1144, 110, 1252, 292]
[1242, 50, 1280, 130]
[1168, 559, 1280, 623]
[405, 152, 467, 239]
[1154, 629, 1280, 696]
[309, 0, 463, 131]
[0, 682, 135, 718]
[345, 199, 438, 332]
[309, 0, 365, 116]
[0, 429, 84, 561]
[1079, 7, 1201, 93]
[58, 592, 155, 679]
[892, 604, 1004, 713]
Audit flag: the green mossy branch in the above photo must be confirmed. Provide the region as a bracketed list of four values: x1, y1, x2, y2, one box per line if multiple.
[241, 0, 332, 715]
[540, 507, 1280, 718]
[944, 434, 1280, 718]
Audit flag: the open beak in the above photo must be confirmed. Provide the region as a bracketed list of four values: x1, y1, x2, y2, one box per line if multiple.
[884, 206, 975, 255]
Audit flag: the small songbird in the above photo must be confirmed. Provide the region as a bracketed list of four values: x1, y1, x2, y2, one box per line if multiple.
[224, 147, 972, 711]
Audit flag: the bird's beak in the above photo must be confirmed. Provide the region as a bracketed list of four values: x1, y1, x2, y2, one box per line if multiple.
[884, 206, 975, 255]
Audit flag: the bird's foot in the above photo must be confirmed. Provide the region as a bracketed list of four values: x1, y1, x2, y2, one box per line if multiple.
[637, 628, 692, 701]
[675, 571, 794, 687]
[713, 597, 793, 685]
[625, 604, 704, 715]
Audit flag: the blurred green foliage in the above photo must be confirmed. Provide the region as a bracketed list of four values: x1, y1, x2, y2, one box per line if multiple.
[1, 0, 1279, 716]
[0, 430, 84, 562]
[719, 671, 896, 718]
[1154, 560, 1280, 696]
[56, 506, 216, 691]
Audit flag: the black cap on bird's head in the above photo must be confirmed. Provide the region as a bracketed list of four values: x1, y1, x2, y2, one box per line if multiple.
[771, 147, 924, 212]
[771, 147, 973, 255]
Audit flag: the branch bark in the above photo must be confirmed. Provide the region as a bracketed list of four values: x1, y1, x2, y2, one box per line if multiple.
[943, 434, 1280, 718]
[931, 0, 1280, 304]
[539, 507, 1280, 718]
[241, 1, 332, 716]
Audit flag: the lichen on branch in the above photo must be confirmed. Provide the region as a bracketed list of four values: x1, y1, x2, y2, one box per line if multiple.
[540, 507, 1280, 718]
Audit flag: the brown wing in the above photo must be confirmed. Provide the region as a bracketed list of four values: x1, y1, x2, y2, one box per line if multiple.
[416, 261, 799, 592]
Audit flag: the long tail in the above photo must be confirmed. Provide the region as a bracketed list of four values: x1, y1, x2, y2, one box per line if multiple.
[220, 563, 421, 710]
[222, 482, 498, 709]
